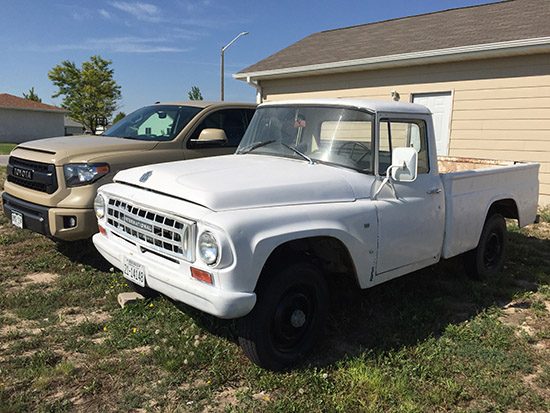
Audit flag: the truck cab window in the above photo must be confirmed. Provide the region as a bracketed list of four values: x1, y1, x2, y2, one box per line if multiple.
[189, 109, 253, 147]
[379, 119, 429, 174]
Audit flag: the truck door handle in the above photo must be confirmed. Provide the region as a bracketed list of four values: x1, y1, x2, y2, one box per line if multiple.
[427, 187, 442, 194]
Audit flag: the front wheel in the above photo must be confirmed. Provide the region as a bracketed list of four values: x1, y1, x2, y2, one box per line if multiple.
[463, 213, 507, 279]
[237, 262, 329, 371]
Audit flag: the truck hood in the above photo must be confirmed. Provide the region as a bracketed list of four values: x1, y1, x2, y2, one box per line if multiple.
[16, 135, 158, 164]
[114, 154, 358, 211]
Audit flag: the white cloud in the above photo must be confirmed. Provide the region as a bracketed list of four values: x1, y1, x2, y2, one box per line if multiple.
[36, 36, 191, 54]
[110, 1, 162, 22]
[99, 9, 112, 19]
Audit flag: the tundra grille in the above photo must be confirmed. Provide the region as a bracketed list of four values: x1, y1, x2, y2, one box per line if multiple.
[7, 157, 58, 194]
[106, 197, 195, 262]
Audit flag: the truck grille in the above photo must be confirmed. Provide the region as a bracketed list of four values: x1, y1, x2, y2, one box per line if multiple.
[7, 157, 58, 194]
[106, 197, 195, 262]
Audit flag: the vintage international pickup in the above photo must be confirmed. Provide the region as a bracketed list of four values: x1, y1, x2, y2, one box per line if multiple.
[2, 101, 255, 241]
[92, 99, 539, 370]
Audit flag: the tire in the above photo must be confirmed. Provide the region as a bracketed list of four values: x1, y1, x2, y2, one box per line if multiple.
[125, 279, 159, 298]
[463, 213, 507, 279]
[237, 262, 329, 371]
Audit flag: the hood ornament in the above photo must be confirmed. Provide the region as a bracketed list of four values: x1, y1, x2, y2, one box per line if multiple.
[139, 171, 153, 183]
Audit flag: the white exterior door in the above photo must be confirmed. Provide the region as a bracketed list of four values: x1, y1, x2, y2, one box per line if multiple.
[412, 92, 452, 156]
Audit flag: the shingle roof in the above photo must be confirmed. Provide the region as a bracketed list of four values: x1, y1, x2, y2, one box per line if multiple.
[238, 0, 550, 75]
[0, 93, 66, 112]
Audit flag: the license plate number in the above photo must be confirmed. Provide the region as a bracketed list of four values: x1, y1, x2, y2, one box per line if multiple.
[123, 258, 146, 287]
[11, 211, 23, 229]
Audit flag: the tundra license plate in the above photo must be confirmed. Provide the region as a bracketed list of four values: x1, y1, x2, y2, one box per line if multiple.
[123, 258, 146, 287]
[11, 211, 23, 229]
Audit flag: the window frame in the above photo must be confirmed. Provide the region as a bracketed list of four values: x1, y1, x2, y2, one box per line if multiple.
[376, 116, 430, 176]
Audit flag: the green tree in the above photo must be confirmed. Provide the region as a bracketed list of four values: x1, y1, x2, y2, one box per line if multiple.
[49, 55, 121, 134]
[112, 111, 126, 125]
[188, 86, 203, 101]
[23, 87, 41, 102]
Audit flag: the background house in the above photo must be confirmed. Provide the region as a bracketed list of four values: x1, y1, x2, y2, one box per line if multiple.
[0, 93, 66, 143]
[235, 0, 550, 205]
[64, 116, 86, 136]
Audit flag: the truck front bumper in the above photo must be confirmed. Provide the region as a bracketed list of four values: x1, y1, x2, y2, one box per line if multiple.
[2, 192, 97, 241]
[92, 232, 256, 319]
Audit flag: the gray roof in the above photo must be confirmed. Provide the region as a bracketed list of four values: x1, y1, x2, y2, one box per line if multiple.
[238, 0, 550, 76]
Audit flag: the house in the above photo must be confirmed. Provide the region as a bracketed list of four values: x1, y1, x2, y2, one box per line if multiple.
[64, 116, 86, 136]
[235, 0, 550, 204]
[0, 93, 66, 143]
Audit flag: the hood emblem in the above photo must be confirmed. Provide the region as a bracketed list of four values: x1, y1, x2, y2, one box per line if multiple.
[139, 171, 153, 183]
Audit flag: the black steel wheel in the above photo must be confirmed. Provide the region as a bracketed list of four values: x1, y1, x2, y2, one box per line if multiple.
[238, 262, 329, 371]
[463, 213, 507, 279]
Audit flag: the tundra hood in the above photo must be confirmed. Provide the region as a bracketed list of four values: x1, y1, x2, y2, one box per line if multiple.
[114, 155, 358, 211]
[16, 135, 158, 164]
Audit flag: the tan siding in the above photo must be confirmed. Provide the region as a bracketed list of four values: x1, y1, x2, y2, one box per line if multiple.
[260, 53, 550, 205]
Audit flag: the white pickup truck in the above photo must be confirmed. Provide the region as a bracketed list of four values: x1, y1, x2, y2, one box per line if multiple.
[92, 99, 539, 370]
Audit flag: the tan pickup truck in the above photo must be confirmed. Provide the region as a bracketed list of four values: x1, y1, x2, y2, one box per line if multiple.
[2, 101, 255, 241]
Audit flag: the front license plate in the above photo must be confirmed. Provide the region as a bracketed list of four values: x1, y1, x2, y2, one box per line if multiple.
[123, 258, 146, 287]
[11, 211, 23, 229]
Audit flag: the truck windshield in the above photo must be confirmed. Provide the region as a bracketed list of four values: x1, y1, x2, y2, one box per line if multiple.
[103, 105, 202, 141]
[237, 105, 374, 172]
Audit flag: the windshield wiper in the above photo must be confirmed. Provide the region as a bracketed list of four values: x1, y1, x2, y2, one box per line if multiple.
[279, 142, 315, 165]
[237, 140, 277, 154]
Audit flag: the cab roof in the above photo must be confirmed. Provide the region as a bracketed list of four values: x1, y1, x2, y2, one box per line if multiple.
[260, 98, 431, 114]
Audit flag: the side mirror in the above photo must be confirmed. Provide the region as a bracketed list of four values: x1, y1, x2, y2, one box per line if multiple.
[195, 128, 228, 143]
[390, 147, 418, 182]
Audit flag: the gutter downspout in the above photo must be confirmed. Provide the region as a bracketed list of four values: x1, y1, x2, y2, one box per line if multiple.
[246, 76, 263, 104]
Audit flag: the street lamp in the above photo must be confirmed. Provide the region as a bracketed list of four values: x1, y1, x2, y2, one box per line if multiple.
[221, 31, 249, 101]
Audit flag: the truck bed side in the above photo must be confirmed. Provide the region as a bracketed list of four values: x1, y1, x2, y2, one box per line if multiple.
[439, 158, 539, 259]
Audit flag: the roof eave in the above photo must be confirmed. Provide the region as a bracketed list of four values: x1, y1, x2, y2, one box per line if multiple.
[0, 105, 68, 114]
[235, 36, 550, 81]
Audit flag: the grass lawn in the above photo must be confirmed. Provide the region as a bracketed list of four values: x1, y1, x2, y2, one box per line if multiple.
[0, 164, 549, 412]
[0, 143, 16, 155]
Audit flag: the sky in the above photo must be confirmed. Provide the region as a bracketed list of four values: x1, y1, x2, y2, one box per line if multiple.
[0, 0, 495, 114]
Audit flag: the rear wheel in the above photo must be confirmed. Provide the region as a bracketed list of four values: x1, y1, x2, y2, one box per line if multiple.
[238, 262, 329, 371]
[463, 213, 507, 279]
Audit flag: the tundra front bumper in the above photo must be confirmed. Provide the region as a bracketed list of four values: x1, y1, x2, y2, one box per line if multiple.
[2, 192, 97, 241]
[92, 232, 256, 319]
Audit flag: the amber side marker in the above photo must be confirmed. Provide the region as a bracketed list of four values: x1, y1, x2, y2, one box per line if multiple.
[191, 267, 213, 285]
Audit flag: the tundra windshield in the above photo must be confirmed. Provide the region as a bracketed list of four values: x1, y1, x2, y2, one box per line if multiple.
[237, 105, 374, 172]
[104, 105, 202, 141]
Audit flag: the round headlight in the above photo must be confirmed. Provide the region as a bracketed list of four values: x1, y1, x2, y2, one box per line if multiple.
[94, 194, 105, 219]
[198, 231, 219, 265]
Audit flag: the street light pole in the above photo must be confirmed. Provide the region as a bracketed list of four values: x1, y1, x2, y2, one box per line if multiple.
[221, 31, 249, 101]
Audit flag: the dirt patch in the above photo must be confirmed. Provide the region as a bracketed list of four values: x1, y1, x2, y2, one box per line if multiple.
[56, 307, 111, 327]
[25, 272, 59, 284]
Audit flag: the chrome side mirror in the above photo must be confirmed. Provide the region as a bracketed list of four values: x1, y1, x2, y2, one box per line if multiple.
[391, 147, 418, 182]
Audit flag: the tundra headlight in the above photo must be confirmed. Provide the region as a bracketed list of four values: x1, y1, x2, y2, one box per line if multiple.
[198, 231, 219, 265]
[94, 194, 105, 219]
[64, 163, 110, 187]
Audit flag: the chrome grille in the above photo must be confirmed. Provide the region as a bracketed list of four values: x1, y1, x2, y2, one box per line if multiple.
[106, 197, 195, 262]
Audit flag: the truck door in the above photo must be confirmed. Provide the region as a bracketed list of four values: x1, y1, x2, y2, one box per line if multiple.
[375, 116, 445, 278]
[185, 108, 255, 159]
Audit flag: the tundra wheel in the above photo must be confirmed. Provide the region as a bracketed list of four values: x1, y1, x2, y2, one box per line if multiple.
[463, 213, 507, 279]
[238, 262, 329, 371]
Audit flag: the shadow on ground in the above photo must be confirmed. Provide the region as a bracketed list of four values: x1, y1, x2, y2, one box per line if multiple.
[55, 238, 112, 272]
[59, 226, 550, 369]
